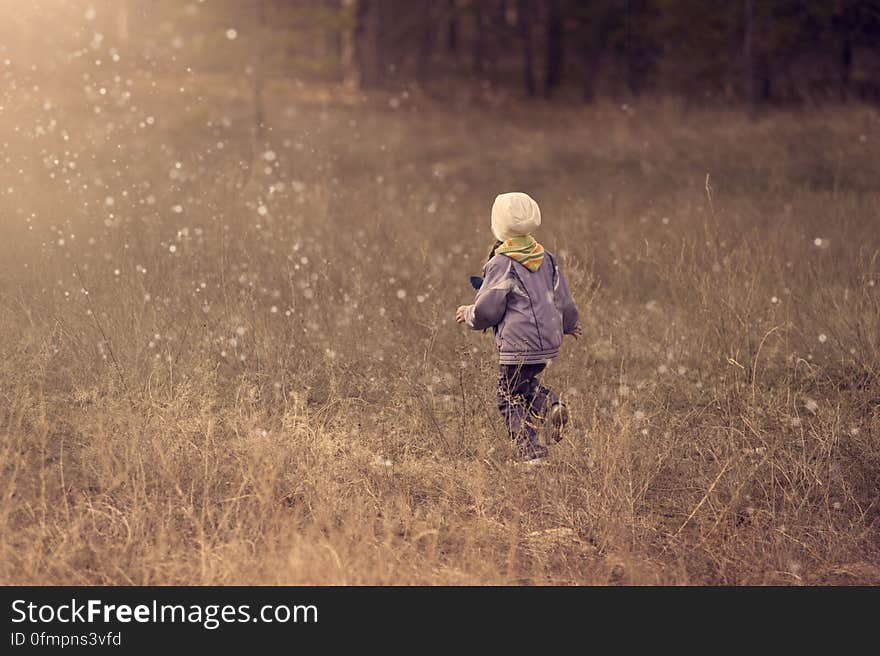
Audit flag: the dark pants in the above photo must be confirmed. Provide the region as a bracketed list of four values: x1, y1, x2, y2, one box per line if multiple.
[497, 363, 559, 453]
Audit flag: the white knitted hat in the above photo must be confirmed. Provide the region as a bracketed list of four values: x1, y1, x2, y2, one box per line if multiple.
[491, 192, 541, 241]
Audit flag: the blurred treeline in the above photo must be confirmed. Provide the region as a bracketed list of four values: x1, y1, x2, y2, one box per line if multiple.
[350, 0, 880, 106]
[5, 1, 880, 106]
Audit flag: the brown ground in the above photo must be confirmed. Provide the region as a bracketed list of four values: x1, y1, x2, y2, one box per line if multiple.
[1, 74, 878, 584]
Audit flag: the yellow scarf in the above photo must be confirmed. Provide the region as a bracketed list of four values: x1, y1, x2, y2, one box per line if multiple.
[495, 235, 544, 272]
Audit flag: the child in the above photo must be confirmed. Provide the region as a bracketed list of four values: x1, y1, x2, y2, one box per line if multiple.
[456, 192, 580, 461]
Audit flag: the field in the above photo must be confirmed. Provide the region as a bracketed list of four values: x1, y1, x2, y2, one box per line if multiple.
[1, 71, 879, 585]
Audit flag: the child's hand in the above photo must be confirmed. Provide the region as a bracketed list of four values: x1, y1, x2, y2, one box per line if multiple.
[455, 306, 467, 323]
[570, 324, 583, 339]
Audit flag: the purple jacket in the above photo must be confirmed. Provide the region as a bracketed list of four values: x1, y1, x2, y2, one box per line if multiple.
[463, 250, 579, 365]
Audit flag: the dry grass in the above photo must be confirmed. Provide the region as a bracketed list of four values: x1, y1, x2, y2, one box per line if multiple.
[1, 74, 879, 584]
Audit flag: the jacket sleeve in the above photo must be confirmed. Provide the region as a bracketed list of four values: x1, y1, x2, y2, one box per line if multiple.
[463, 257, 510, 331]
[554, 261, 580, 335]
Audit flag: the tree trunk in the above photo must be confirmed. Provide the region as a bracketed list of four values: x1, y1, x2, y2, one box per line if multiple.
[757, 54, 772, 103]
[833, 5, 854, 100]
[518, 0, 536, 96]
[253, 0, 267, 145]
[489, 0, 507, 87]
[448, 0, 459, 56]
[580, 39, 601, 103]
[355, 0, 385, 88]
[418, 0, 434, 85]
[743, 0, 756, 112]
[473, 1, 485, 76]
[839, 34, 853, 99]
[340, 0, 357, 86]
[623, 0, 640, 96]
[544, 0, 563, 97]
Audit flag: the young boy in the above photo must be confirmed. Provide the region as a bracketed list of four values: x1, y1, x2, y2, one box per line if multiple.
[456, 192, 580, 461]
